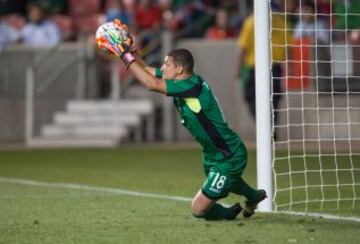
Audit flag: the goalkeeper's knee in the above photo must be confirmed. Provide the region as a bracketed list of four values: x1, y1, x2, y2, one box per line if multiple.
[192, 212, 205, 219]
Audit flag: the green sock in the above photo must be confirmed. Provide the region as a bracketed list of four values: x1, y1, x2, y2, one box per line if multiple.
[194, 203, 238, 221]
[231, 177, 259, 202]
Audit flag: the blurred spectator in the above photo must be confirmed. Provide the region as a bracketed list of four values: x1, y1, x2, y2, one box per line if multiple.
[285, 0, 299, 27]
[0, 0, 27, 50]
[69, 0, 102, 38]
[294, 0, 330, 44]
[334, 0, 360, 31]
[4, 13, 26, 30]
[205, 8, 236, 40]
[165, 2, 214, 39]
[31, 0, 68, 13]
[49, 14, 73, 40]
[171, 0, 193, 11]
[271, 0, 283, 10]
[133, 0, 163, 67]
[105, 0, 133, 27]
[334, 0, 360, 77]
[0, 16, 20, 50]
[134, 0, 162, 32]
[20, 2, 60, 47]
[316, 0, 331, 26]
[317, 0, 331, 15]
[237, 5, 292, 140]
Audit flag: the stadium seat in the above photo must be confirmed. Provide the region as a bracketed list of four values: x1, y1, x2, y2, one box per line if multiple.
[68, 0, 101, 16]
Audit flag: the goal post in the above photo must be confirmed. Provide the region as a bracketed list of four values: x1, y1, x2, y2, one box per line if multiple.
[254, 0, 273, 212]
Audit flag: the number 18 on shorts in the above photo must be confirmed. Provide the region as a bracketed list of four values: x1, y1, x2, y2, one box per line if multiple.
[202, 171, 231, 200]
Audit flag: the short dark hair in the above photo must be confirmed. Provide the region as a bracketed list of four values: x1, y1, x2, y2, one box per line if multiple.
[167, 49, 194, 74]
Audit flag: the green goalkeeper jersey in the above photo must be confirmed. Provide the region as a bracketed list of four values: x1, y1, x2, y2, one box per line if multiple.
[156, 69, 247, 164]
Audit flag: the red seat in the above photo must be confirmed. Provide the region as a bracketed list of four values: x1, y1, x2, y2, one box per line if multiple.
[68, 0, 101, 16]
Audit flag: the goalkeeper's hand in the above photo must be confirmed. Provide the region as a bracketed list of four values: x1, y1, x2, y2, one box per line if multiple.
[117, 38, 136, 68]
[113, 19, 137, 54]
[106, 19, 137, 67]
[113, 19, 128, 33]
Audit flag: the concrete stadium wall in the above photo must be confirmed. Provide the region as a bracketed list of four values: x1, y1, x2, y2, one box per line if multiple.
[0, 44, 98, 142]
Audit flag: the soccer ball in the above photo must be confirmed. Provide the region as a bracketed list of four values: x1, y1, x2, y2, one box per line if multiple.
[95, 21, 128, 53]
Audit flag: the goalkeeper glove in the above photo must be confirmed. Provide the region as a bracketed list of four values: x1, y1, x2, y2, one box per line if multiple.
[105, 19, 136, 68]
[113, 19, 128, 33]
[116, 37, 136, 68]
[113, 19, 137, 54]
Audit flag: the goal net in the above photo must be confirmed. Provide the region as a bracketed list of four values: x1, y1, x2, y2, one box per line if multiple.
[270, 0, 360, 218]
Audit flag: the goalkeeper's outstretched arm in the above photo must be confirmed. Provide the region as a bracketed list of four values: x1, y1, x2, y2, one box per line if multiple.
[127, 60, 166, 94]
[132, 51, 157, 77]
[96, 19, 165, 93]
[124, 39, 165, 93]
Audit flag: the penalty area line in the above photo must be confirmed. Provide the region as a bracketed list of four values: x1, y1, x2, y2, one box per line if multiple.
[0, 177, 192, 203]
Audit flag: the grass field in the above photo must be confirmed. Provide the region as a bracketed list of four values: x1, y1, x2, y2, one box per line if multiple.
[0, 146, 360, 244]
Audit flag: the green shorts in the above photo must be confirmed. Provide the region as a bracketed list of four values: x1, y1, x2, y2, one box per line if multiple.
[201, 155, 247, 200]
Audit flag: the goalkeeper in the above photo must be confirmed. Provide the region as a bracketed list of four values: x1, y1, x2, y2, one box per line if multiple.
[100, 20, 266, 220]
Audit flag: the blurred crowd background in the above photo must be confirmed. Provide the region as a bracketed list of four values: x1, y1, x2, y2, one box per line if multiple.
[0, 0, 359, 49]
[0, 0, 240, 50]
[2, 0, 359, 89]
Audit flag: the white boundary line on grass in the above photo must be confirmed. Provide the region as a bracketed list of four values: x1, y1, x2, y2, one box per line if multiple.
[278, 211, 360, 223]
[1, 177, 360, 223]
[0, 177, 192, 202]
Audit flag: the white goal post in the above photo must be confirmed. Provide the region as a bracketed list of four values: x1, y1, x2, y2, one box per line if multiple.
[254, 0, 273, 212]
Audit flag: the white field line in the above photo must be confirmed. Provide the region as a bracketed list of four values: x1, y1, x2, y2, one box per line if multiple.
[1, 177, 360, 223]
[0, 177, 192, 202]
[278, 211, 360, 223]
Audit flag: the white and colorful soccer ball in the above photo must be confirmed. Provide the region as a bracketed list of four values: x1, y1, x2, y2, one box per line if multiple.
[95, 21, 128, 53]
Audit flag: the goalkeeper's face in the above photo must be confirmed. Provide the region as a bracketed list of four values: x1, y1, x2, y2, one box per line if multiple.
[161, 56, 181, 80]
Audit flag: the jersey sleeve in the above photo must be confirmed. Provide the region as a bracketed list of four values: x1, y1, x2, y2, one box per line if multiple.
[166, 77, 202, 98]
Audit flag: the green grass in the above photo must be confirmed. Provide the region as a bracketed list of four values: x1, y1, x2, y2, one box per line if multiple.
[0, 147, 360, 244]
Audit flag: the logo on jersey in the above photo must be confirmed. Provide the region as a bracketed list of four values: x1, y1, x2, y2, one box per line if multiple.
[184, 98, 201, 113]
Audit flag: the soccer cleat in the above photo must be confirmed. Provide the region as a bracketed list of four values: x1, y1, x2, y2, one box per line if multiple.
[225, 203, 243, 220]
[242, 190, 267, 218]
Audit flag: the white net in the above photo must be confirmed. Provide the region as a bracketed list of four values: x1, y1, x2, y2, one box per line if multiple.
[270, 0, 360, 217]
